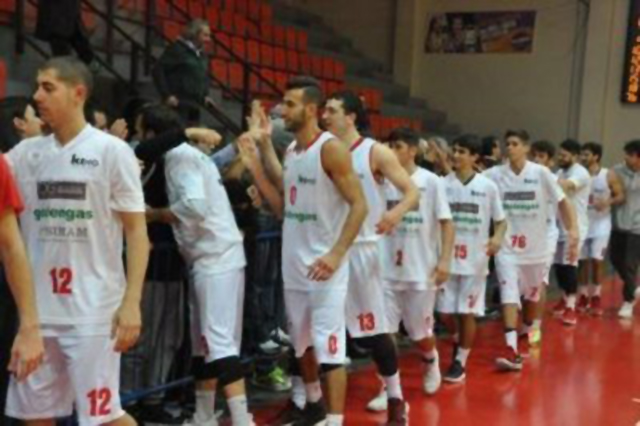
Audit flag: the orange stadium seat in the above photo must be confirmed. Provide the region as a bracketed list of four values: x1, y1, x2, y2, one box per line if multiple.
[211, 59, 228, 85]
[229, 62, 244, 90]
[273, 25, 286, 47]
[297, 29, 308, 52]
[287, 50, 299, 73]
[247, 39, 260, 65]
[260, 43, 274, 68]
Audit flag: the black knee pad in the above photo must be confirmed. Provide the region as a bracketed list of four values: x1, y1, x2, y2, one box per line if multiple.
[192, 356, 216, 381]
[556, 264, 578, 294]
[320, 363, 343, 374]
[211, 356, 245, 387]
[358, 334, 398, 377]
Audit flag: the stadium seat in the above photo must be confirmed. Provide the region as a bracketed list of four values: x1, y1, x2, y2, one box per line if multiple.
[220, 10, 234, 33]
[323, 58, 334, 80]
[206, 6, 219, 28]
[260, 68, 276, 96]
[260, 22, 273, 44]
[162, 21, 183, 41]
[261, 3, 273, 22]
[334, 61, 346, 82]
[173, 0, 187, 14]
[274, 47, 287, 70]
[232, 36, 246, 60]
[211, 59, 228, 86]
[260, 43, 274, 68]
[247, 40, 260, 65]
[234, 14, 247, 37]
[299, 54, 311, 74]
[297, 29, 308, 52]
[248, 0, 260, 21]
[224, 0, 236, 13]
[274, 25, 286, 47]
[236, 0, 248, 16]
[246, 20, 260, 39]
[275, 71, 288, 93]
[210, 0, 222, 8]
[229, 62, 244, 91]
[286, 27, 297, 50]
[250, 72, 260, 93]
[287, 50, 299, 73]
[327, 81, 340, 97]
[215, 33, 231, 59]
[189, 0, 204, 18]
[311, 56, 323, 78]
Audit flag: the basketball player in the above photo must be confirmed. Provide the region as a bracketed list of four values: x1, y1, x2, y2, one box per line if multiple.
[578, 142, 624, 315]
[243, 76, 367, 426]
[485, 130, 578, 371]
[551, 139, 591, 326]
[368, 127, 453, 406]
[438, 135, 506, 383]
[322, 91, 418, 422]
[5, 57, 150, 425]
[137, 104, 253, 425]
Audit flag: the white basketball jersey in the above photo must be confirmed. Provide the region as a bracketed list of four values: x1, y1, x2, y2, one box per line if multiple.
[587, 168, 612, 238]
[444, 173, 505, 277]
[282, 132, 350, 291]
[164, 143, 246, 272]
[351, 137, 385, 244]
[546, 174, 560, 254]
[556, 162, 591, 241]
[484, 161, 565, 265]
[6, 125, 145, 327]
[382, 167, 452, 286]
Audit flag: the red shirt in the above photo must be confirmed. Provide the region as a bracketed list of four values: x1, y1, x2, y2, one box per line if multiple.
[0, 154, 24, 214]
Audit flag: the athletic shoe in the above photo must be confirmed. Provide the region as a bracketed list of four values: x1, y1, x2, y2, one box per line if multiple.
[619, 302, 635, 319]
[386, 398, 409, 425]
[577, 295, 590, 313]
[443, 360, 466, 383]
[422, 352, 442, 395]
[258, 338, 284, 355]
[273, 328, 292, 346]
[553, 298, 566, 316]
[180, 415, 219, 426]
[366, 389, 388, 412]
[589, 296, 603, 316]
[561, 308, 578, 326]
[269, 400, 304, 426]
[291, 400, 327, 426]
[495, 347, 523, 371]
[252, 366, 292, 392]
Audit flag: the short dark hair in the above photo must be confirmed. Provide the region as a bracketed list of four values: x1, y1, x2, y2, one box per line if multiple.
[581, 142, 602, 161]
[387, 127, 420, 147]
[624, 140, 640, 156]
[326, 90, 369, 132]
[453, 134, 482, 155]
[560, 139, 581, 156]
[0, 96, 37, 151]
[504, 129, 530, 143]
[481, 135, 499, 157]
[531, 140, 556, 158]
[139, 103, 184, 136]
[286, 75, 323, 106]
[39, 56, 93, 98]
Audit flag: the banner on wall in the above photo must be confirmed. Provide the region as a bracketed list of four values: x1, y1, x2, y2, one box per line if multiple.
[622, 0, 640, 104]
[425, 11, 537, 54]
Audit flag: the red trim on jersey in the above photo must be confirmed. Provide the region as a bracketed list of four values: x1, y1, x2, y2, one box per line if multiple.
[349, 137, 366, 152]
[306, 132, 324, 151]
[0, 155, 23, 215]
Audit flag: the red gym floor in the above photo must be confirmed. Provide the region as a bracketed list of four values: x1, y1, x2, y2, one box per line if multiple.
[255, 279, 640, 426]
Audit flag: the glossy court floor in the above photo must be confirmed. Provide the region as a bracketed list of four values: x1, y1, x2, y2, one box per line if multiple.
[254, 279, 640, 426]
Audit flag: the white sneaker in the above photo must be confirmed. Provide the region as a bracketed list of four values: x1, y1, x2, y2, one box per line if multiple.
[423, 351, 442, 395]
[366, 389, 388, 412]
[275, 328, 292, 345]
[619, 302, 635, 319]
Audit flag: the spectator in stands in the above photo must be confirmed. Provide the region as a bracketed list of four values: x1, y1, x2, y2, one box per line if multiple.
[35, 0, 97, 69]
[153, 19, 215, 124]
[0, 97, 44, 152]
[93, 106, 109, 131]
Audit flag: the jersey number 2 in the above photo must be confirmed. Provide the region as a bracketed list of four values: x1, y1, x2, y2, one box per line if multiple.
[50, 268, 73, 295]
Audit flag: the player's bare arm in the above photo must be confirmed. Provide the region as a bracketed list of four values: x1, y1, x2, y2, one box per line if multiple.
[238, 133, 284, 218]
[598, 169, 626, 211]
[308, 139, 367, 282]
[558, 199, 579, 263]
[248, 101, 284, 191]
[486, 219, 507, 256]
[557, 178, 577, 195]
[0, 208, 44, 381]
[113, 211, 149, 353]
[432, 219, 454, 286]
[372, 143, 419, 234]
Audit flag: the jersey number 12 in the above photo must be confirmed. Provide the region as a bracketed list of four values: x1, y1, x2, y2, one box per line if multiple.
[50, 267, 73, 295]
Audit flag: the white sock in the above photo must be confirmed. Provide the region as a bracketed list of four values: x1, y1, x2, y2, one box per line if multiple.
[521, 323, 532, 335]
[326, 414, 344, 426]
[456, 347, 471, 367]
[305, 381, 322, 403]
[382, 372, 403, 400]
[228, 395, 252, 425]
[579, 286, 589, 297]
[505, 330, 518, 352]
[194, 390, 216, 422]
[422, 349, 437, 364]
[291, 376, 306, 409]
[591, 284, 601, 297]
[566, 294, 577, 309]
